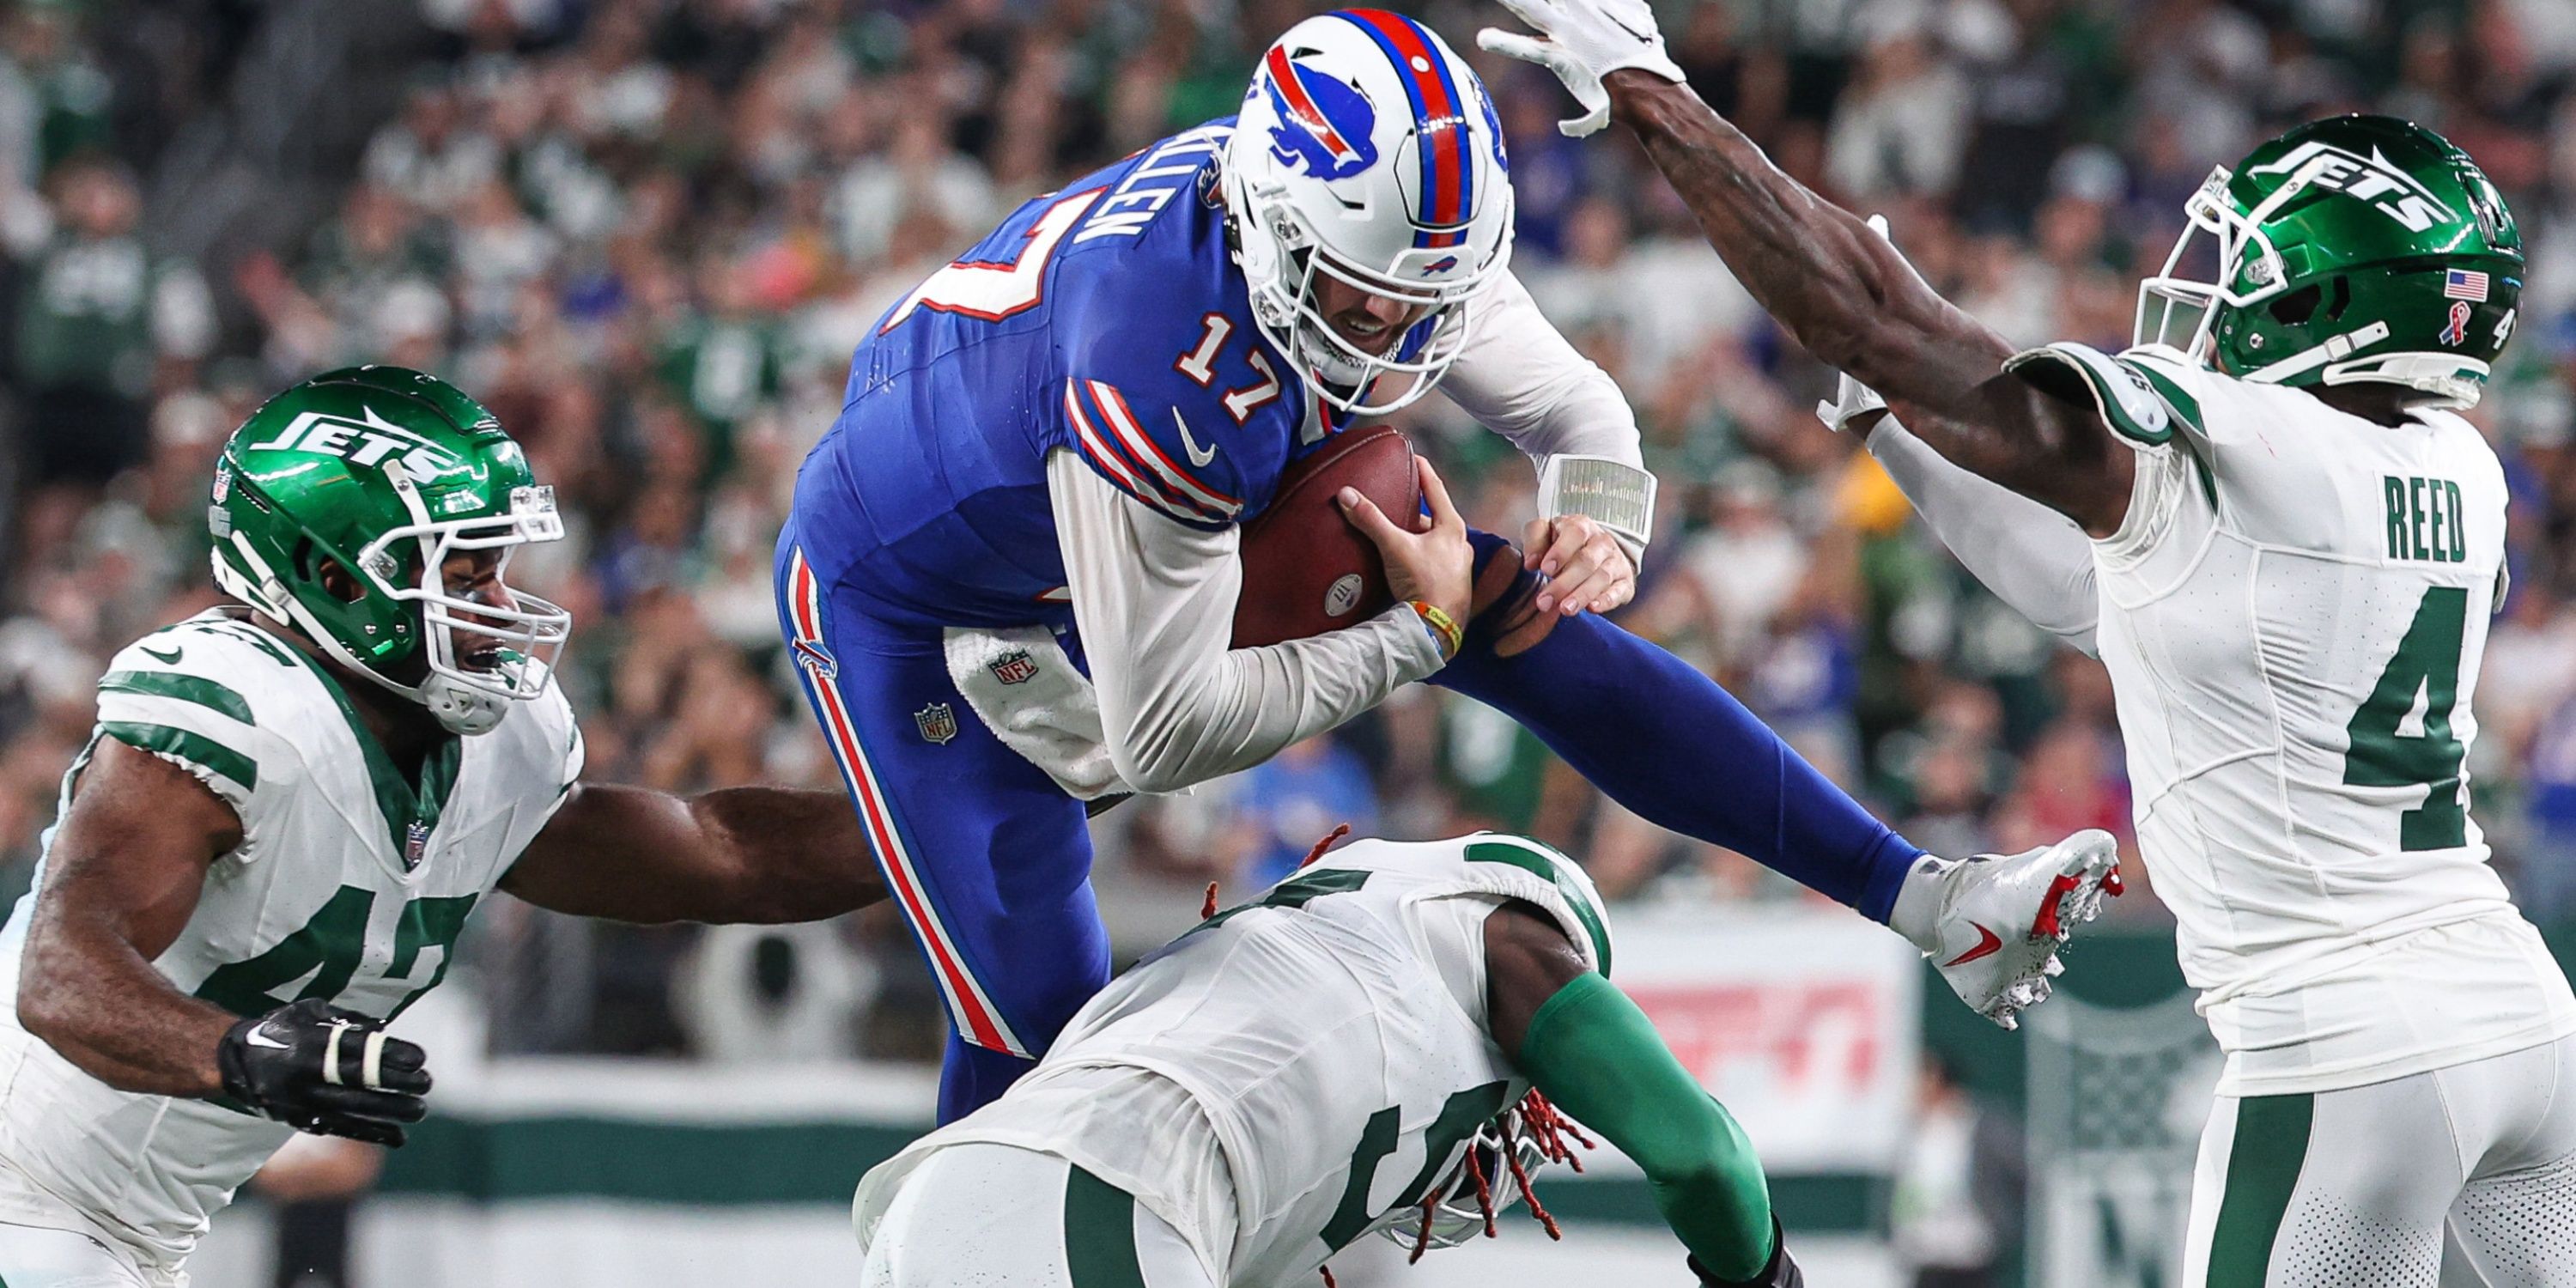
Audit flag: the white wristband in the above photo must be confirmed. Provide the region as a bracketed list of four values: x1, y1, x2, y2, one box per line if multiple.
[1537, 453, 1657, 562]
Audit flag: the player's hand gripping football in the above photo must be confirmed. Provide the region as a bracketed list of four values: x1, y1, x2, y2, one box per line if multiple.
[1522, 513, 1637, 617]
[1477, 0, 1687, 137]
[216, 998, 432, 1146]
[1339, 456, 1473, 650]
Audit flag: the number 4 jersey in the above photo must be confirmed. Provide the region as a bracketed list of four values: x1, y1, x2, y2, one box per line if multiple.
[0, 608, 580, 1272]
[852, 834, 1614, 1288]
[2026, 340, 2576, 1096]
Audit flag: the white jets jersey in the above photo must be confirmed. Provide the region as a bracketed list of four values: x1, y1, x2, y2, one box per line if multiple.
[852, 834, 1613, 1288]
[2033, 342, 2576, 1096]
[0, 609, 581, 1272]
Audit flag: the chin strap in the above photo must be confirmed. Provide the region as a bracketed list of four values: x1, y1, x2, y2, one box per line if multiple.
[2239, 319, 2393, 385]
[1537, 454, 1656, 568]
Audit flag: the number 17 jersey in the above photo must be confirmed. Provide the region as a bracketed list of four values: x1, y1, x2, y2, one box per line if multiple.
[2063, 342, 2576, 1096]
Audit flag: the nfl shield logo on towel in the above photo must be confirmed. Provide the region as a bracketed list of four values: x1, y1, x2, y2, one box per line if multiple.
[988, 650, 1040, 685]
[915, 702, 958, 745]
[403, 821, 430, 871]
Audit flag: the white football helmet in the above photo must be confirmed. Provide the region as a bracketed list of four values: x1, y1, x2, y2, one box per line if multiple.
[1224, 10, 1516, 416]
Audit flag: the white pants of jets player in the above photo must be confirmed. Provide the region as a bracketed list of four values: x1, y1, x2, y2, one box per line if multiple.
[863, 1143, 1214, 1288]
[2182, 1032, 2576, 1286]
[0, 1220, 179, 1288]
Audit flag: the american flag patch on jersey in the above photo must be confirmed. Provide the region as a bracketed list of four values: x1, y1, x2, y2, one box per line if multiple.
[2445, 269, 2491, 301]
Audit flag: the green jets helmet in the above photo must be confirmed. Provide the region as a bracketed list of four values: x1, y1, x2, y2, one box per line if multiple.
[2136, 114, 2522, 409]
[209, 367, 571, 735]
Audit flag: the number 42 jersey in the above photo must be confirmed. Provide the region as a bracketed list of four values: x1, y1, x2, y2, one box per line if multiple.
[2038, 341, 2576, 1096]
[0, 609, 580, 1273]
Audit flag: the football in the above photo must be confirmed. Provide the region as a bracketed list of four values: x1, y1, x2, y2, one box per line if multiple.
[1231, 424, 1422, 647]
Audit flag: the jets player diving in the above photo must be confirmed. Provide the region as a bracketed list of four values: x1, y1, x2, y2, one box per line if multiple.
[1479, 0, 2576, 1279]
[782, 6, 2119, 1124]
[0, 368, 889, 1288]
[856, 834, 1802, 1288]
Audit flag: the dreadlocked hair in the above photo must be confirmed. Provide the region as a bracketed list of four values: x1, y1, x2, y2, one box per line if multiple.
[1297, 823, 1352, 869]
[1398, 1088, 1598, 1262]
[1200, 823, 1352, 923]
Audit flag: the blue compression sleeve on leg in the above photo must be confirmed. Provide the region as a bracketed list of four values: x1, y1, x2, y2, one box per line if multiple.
[1437, 531, 1923, 921]
[939, 1035, 1038, 1122]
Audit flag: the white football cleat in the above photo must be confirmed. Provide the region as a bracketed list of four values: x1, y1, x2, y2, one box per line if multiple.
[1890, 829, 2123, 1030]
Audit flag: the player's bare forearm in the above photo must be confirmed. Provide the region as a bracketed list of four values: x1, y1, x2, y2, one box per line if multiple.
[1605, 75, 1996, 398]
[506, 781, 886, 925]
[1606, 72, 2131, 531]
[17, 741, 240, 1098]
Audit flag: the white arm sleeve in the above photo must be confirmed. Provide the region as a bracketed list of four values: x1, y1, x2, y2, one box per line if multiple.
[1050, 450, 1446, 793]
[1863, 416, 2102, 655]
[1440, 270, 1643, 470]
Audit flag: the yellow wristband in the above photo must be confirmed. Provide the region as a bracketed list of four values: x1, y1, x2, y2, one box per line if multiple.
[1409, 600, 1463, 660]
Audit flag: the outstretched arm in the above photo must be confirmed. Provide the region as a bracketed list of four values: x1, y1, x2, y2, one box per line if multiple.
[504, 782, 887, 924]
[1606, 74, 2129, 532]
[1478, 1, 2129, 534]
[1485, 905, 1795, 1286]
[1864, 416, 2101, 653]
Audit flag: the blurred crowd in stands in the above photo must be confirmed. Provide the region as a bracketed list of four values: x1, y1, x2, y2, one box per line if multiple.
[6, 0, 2576, 1076]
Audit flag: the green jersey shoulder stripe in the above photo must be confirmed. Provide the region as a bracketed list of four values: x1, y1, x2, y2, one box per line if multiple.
[2120, 359, 2207, 437]
[100, 720, 258, 793]
[2003, 342, 2194, 447]
[1467, 839, 1613, 977]
[100, 670, 255, 726]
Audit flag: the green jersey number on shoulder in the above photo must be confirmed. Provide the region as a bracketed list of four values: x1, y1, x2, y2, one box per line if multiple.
[1321, 1080, 1512, 1250]
[2343, 586, 2469, 850]
[195, 887, 477, 1021]
[1194, 866, 1373, 932]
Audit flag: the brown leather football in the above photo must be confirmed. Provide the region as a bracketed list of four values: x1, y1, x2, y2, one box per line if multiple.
[1230, 425, 1421, 647]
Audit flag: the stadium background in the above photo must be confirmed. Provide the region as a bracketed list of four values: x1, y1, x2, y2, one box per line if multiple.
[3, 0, 2576, 1284]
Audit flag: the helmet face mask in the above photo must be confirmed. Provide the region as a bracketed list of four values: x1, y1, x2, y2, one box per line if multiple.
[1225, 9, 1516, 416]
[2133, 116, 2524, 410]
[352, 471, 569, 732]
[210, 368, 571, 736]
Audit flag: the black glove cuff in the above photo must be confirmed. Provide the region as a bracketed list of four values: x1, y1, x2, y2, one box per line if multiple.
[1689, 1217, 1798, 1288]
[214, 1012, 264, 1107]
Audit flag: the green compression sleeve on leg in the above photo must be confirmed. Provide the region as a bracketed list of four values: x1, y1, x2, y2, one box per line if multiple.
[1515, 971, 1777, 1281]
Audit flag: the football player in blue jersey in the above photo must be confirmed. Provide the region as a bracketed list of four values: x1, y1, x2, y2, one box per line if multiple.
[780, 9, 2121, 1121]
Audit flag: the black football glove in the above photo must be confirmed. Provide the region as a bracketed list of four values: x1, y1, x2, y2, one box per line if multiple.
[1690, 1218, 1803, 1288]
[216, 998, 432, 1146]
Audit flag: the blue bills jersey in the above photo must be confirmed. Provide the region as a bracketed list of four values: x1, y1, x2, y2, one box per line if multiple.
[791, 120, 1351, 634]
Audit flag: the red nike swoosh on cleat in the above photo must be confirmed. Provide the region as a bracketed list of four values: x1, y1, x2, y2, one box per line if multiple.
[1943, 924, 2003, 967]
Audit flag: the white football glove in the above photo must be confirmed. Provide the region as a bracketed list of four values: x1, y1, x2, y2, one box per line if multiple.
[1816, 215, 1897, 434]
[1477, 0, 1686, 138]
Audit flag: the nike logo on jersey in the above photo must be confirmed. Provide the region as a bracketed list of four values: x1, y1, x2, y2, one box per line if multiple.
[141, 643, 184, 665]
[1942, 924, 2004, 967]
[1173, 408, 1219, 467]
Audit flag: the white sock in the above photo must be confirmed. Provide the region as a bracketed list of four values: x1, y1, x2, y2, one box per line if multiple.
[1886, 854, 1958, 956]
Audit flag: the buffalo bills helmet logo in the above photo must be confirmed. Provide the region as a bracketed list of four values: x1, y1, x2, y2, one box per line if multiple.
[1263, 48, 1379, 181]
[1419, 255, 1460, 276]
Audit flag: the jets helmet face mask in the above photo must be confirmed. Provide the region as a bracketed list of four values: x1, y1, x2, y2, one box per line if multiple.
[2136, 114, 2523, 409]
[209, 367, 571, 736]
[1224, 9, 1515, 416]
